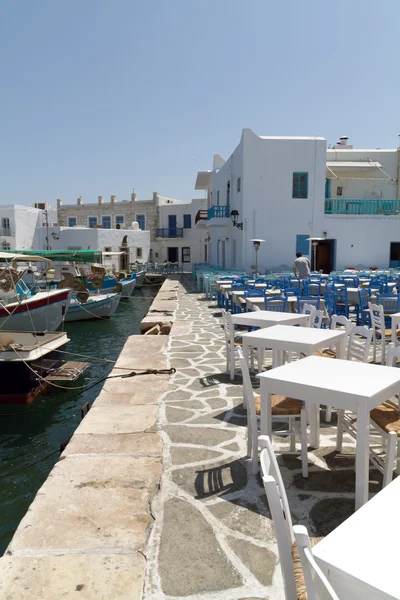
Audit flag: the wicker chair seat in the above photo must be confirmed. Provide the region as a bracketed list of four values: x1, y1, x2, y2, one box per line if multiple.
[376, 329, 400, 337]
[370, 400, 400, 434]
[313, 348, 337, 359]
[254, 394, 302, 416]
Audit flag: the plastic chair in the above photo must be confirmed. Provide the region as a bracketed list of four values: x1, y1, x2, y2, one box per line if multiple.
[334, 287, 349, 318]
[357, 289, 370, 326]
[264, 296, 287, 312]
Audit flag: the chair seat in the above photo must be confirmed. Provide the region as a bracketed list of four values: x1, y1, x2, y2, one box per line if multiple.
[376, 328, 400, 337]
[370, 401, 400, 434]
[254, 394, 302, 416]
[292, 538, 324, 600]
[313, 348, 337, 359]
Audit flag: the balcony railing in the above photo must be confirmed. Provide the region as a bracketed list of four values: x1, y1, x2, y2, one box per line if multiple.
[325, 198, 400, 216]
[0, 228, 11, 236]
[156, 228, 183, 238]
[207, 205, 230, 219]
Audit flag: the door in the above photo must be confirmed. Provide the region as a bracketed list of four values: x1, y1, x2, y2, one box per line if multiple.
[221, 241, 226, 269]
[168, 247, 178, 262]
[316, 240, 335, 273]
[168, 215, 177, 237]
[204, 243, 208, 263]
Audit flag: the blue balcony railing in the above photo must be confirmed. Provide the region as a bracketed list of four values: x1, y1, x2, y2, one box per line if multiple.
[325, 198, 400, 216]
[156, 228, 183, 238]
[207, 205, 230, 219]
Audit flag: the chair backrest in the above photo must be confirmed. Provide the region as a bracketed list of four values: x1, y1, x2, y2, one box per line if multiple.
[221, 309, 235, 347]
[386, 342, 400, 366]
[293, 525, 340, 600]
[260, 436, 296, 600]
[288, 277, 301, 290]
[244, 289, 265, 298]
[310, 309, 323, 329]
[334, 287, 348, 304]
[358, 288, 370, 310]
[369, 302, 385, 331]
[304, 280, 321, 296]
[237, 347, 257, 420]
[347, 325, 372, 362]
[376, 293, 400, 314]
[330, 314, 352, 333]
[297, 296, 320, 312]
[301, 303, 317, 316]
[324, 289, 336, 318]
[283, 287, 301, 297]
[264, 296, 287, 312]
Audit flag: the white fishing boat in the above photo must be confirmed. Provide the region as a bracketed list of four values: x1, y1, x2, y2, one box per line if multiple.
[134, 269, 146, 288]
[65, 292, 121, 322]
[0, 253, 72, 332]
[0, 330, 69, 403]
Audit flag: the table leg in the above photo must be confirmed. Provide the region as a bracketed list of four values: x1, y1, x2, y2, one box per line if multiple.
[260, 385, 272, 437]
[243, 340, 249, 368]
[272, 348, 278, 368]
[355, 406, 370, 510]
[336, 336, 345, 360]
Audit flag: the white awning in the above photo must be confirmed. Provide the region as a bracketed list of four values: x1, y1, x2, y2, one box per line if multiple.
[195, 171, 212, 190]
[326, 161, 382, 169]
[102, 251, 124, 256]
[0, 252, 51, 263]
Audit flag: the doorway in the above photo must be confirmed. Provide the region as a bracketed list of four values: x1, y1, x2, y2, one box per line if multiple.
[221, 241, 226, 269]
[168, 247, 178, 262]
[204, 243, 208, 263]
[168, 215, 177, 237]
[315, 240, 336, 273]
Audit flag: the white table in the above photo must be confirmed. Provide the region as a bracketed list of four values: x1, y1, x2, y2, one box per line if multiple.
[314, 474, 400, 598]
[232, 310, 309, 330]
[258, 356, 400, 510]
[391, 311, 400, 345]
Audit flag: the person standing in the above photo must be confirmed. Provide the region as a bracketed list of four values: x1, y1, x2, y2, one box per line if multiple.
[293, 252, 311, 279]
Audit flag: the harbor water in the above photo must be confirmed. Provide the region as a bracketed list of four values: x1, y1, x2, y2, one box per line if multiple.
[0, 286, 158, 555]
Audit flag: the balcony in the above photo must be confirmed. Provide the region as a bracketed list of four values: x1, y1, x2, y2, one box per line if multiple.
[325, 198, 400, 216]
[208, 205, 230, 219]
[195, 210, 208, 225]
[0, 228, 11, 236]
[156, 228, 183, 238]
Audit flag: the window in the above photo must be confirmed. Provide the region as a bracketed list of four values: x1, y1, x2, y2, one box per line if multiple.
[182, 247, 191, 263]
[217, 191, 220, 205]
[237, 177, 241, 193]
[2, 218, 10, 229]
[68, 217, 77, 227]
[137, 247, 143, 259]
[337, 186, 343, 197]
[88, 216, 98, 228]
[183, 214, 191, 229]
[136, 214, 145, 230]
[115, 215, 124, 226]
[292, 172, 308, 199]
[104, 246, 112, 253]
[296, 234, 310, 255]
[226, 180, 231, 204]
[102, 216, 111, 229]
[2, 242, 10, 250]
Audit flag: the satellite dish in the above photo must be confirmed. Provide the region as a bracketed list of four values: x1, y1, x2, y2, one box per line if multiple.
[116, 223, 121, 229]
[91, 276, 104, 289]
[76, 291, 90, 304]
[113, 282, 123, 294]
[57, 273, 75, 289]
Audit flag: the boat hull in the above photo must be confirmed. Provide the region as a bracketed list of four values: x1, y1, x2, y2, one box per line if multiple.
[134, 270, 146, 288]
[120, 278, 136, 297]
[0, 290, 71, 332]
[65, 293, 121, 322]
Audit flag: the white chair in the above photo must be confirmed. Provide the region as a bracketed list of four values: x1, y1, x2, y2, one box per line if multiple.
[293, 525, 339, 600]
[369, 302, 393, 364]
[369, 343, 400, 486]
[336, 326, 374, 452]
[238, 349, 308, 476]
[260, 436, 319, 600]
[222, 309, 256, 380]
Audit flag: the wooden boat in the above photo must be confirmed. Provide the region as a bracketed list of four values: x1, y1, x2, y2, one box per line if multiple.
[65, 292, 121, 322]
[0, 331, 71, 403]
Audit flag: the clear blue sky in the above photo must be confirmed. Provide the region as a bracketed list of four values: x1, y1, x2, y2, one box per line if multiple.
[0, 0, 399, 207]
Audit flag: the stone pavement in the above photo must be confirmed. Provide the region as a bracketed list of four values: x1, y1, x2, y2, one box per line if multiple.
[144, 276, 383, 600]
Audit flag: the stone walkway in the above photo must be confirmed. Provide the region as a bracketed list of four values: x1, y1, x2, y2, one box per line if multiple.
[144, 277, 383, 600]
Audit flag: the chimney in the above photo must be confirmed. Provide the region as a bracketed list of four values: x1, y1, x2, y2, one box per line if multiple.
[333, 136, 353, 149]
[98, 196, 104, 205]
[111, 195, 116, 204]
[57, 198, 63, 208]
[153, 192, 158, 202]
[131, 192, 137, 202]
[77, 196, 83, 205]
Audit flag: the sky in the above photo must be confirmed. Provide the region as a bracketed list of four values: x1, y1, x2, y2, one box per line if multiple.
[0, 0, 399, 207]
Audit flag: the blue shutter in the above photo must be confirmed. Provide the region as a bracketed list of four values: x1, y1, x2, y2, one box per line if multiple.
[293, 173, 308, 198]
[296, 234, 309, 255]
[183, 214, 191, 228]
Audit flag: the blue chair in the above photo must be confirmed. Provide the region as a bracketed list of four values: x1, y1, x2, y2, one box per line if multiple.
[283, 287, 301, 297]
[334, 287, 349, 318]
[303, 280, 321, 297]
[357, 289, 370, 326]
[287, 277, 301, 292]
[297, 296, 321, 313]
[324, 288, 336, 319]
[376, 293, 400, 327]
[342, 276, 359, 288]
[264, 296, 287, 312]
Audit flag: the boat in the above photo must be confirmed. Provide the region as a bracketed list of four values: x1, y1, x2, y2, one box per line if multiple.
[85, 272, 137, 297]
[0, 253, 72, 332]
[134, 269, 146, 288]
[65, 292, 121, 322]
[0, 330, 70, 403]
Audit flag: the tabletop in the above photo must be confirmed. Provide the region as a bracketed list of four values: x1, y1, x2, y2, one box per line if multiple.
[242, 324, 344, 353]
[257, 355, 400, 405]
[231, 310, 309, 328]
[313, 474, 400, 599]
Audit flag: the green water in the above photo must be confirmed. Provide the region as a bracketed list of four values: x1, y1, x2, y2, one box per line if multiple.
[0, 286, 158, 555]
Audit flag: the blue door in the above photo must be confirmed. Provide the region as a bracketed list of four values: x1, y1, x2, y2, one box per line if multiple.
[169, 215, 177, 237]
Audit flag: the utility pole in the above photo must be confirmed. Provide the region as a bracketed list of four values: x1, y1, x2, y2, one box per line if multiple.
[45, 209, 49, 250]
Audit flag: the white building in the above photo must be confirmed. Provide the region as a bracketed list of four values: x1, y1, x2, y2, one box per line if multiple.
[195, 129, 400, 272]
[153, 197, 208, 269]
[0, 204, 57, 251]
